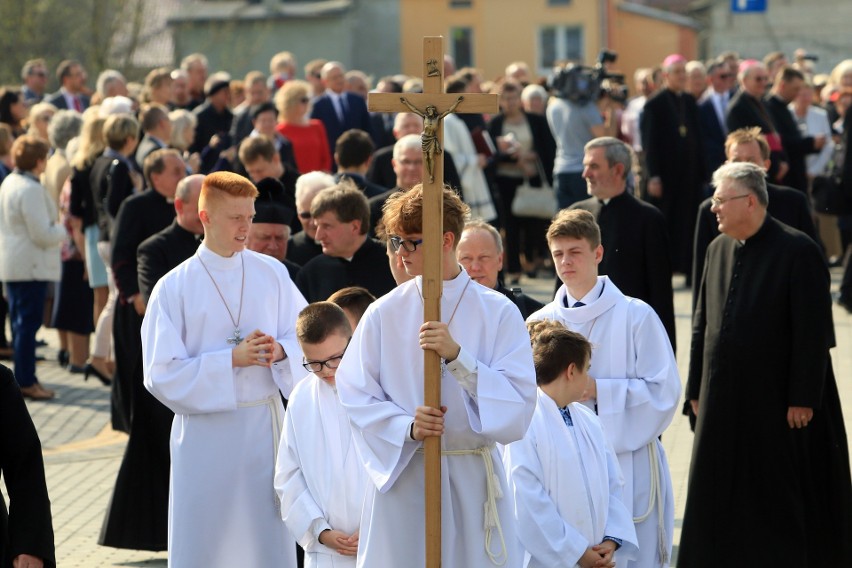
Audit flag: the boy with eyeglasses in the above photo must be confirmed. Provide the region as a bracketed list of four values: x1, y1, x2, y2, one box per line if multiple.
[335, 184, 536, 567]
[275, 301, 366, 567]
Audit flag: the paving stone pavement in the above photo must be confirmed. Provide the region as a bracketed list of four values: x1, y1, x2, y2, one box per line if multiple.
[3, 270, 850, 567]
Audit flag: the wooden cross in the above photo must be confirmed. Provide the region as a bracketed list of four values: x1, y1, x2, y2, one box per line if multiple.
[368, 36, 498, 568]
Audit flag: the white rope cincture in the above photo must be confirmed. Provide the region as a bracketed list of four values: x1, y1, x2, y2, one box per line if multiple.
[417, 445, 508, 566]
[632, 440, 669, 565]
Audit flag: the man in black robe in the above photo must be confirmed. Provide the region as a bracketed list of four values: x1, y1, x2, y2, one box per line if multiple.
[764, 67, 826, 193]
[109, 149, 185, 433]
[99, 174, 203, 552]
[0, 364, 55, 568]
[246, 178, 301, 281]
[333, 128, 387, 198]
[570, 136, 675, 348]
[190, 77, 233, 174]
[456, 221, 542, 319]
[296, 181, 395, 302]
[238, 135, 300, 235]
[640, 54, 705, 280]
[680, 161, 852, 567]
[693, 127, 817, 308]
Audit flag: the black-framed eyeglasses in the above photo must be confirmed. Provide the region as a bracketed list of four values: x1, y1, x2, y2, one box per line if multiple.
[302, 338, 350, 373]
[710, 194, 751, 207]
[298, 211, 312, 220]
[389, 236, 423, 252]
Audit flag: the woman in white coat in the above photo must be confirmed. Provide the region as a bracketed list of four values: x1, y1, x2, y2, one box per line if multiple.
[0, 135, 65, 399]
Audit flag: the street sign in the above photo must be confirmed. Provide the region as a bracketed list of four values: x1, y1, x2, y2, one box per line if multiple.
[731, 0, 767, 13]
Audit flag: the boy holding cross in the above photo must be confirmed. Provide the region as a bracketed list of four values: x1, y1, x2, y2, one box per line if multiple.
[335, 185, 536, 567]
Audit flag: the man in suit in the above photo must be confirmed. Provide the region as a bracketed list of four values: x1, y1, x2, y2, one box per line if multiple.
[698, 60, 733, 178]
[368, 75, 402, 150]
[136, 104, 172, 168]
[726, 60, 788, 183]
[640, 54, 706, 281]
[334, 129, 386, 198]
[570, 136, 676, 348]
[693, 127, 817, 308]
[20, 58, 48, 106]
[230, 71, 270, 150]
[765, 66, 826, 193]
[45, 60, 89, 112]
[310, 61, 373, 160]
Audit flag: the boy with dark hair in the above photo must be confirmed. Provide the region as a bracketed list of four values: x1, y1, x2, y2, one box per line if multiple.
[275, 302, 366, 567]
[504, 322, 638, 568]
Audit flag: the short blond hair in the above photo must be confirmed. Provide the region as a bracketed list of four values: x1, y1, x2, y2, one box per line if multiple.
[275, 80, 311, 115]
[103, 113, 139, 151]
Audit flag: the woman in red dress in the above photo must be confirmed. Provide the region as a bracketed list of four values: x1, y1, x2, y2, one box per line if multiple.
[275, 80, 331, 173]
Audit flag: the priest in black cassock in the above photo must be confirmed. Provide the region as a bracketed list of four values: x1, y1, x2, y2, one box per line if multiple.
[295, 180, 395, 302]
[569, 136, 675, 348]
[680, 162, 852, 568]
[109, 149, 185, 433]
[99, 174, 203, 551]
[692, 127, 817, 310]
[640, 54, 705, 281]
[246, 177, 301, 281]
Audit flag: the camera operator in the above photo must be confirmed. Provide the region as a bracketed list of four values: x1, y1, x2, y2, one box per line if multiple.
[546, 57, 621, 209]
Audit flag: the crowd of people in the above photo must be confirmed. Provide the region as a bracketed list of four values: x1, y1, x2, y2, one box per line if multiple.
[0, 45, 851, 568]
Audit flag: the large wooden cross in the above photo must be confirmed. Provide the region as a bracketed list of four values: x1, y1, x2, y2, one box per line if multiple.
[368, 36, 498, 567]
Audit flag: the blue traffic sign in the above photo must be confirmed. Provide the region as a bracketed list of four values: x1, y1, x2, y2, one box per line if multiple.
[731, 0, 767, 13]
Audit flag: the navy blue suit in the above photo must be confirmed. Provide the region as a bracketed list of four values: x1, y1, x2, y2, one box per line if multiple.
[310, 92, 373, 158]
[697, 96, 727, 178]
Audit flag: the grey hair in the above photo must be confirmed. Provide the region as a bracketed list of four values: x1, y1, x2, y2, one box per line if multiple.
[462, 219, 503, 254]
[738, 61, 766, 83]
[295, 171, 336, 203]
[321, 61, 346, 79]
[181, 53, 208, 71]
[47, 110, 83, 151]
[393, 133, 422, 160]
[584, 136, 632, 179]
[393, 112, 422, 131]
[521, 84, 548, 103]
[168, 109, 197, 151]
[176, 174, 205, 203]
[96, 69, 126, 97]
[712, 162, 768, 206]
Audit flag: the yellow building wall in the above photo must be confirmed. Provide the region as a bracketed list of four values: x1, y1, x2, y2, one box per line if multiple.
[610, 9, 698, 88]
[400, 0, 601, 82]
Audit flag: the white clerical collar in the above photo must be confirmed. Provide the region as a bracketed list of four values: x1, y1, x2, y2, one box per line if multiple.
[197, 241, 243, 269]
[565, 278, 604, 308]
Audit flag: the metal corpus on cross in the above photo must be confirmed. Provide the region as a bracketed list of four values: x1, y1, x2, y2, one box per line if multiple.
[368, 36, 498, 568]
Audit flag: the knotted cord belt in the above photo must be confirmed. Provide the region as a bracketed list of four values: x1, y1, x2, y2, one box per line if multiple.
[632, 440, 668, 564]
[417, 444, 508, 566]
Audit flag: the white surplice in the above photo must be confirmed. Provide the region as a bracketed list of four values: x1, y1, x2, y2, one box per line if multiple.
[503, 389, 638, 568]
[527, 276, 681, 568]
[335, 269, 537, 568]
[142, 243, 307, 568]
[275, 372, 368, 568]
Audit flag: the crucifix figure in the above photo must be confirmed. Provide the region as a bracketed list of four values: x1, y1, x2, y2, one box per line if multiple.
[399, 95, 464, 183]
[367, 36, 509, 568]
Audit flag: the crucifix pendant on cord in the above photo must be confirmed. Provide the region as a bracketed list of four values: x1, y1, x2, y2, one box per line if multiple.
[227, 328, 244, 346]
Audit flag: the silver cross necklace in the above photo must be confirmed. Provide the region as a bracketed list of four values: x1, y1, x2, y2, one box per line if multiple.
[196, 251, 245, 346]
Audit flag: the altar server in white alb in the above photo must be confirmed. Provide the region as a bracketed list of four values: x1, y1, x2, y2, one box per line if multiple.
[275, 301, 367, 567]
[335, 185, 537, 568]
[504, 320, 638, 568]
[527, 209, 681, 568]
[142, 171, 306, 568]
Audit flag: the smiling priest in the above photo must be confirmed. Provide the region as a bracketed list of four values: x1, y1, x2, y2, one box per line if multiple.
[141, 171, 306, 567]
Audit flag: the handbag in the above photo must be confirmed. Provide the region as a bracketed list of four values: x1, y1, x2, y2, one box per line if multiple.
[812, 142, 852, 215]
[510, 157, 557, 219]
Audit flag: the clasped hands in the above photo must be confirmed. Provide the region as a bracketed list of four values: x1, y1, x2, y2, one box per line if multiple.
[319, 528, 359, 557]
[579, 540, 617, 568]
[231, 330, 284, 368]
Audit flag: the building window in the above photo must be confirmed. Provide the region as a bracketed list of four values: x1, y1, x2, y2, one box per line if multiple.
[451, 27, 474, 69]
[450, 0, 472, 7]
[538, 25, 583, 72]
